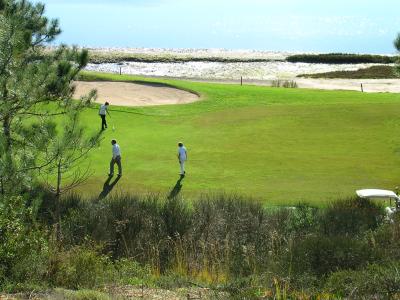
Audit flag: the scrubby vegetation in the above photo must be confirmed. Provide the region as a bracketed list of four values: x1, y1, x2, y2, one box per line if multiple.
[44, 49, 283, 64]
[271, 79, 298, 88]
[287, 53, 396, 64]
[298, 65, 399, 79]
[2, 191, 400, 299]
[89, 52, 279, 64]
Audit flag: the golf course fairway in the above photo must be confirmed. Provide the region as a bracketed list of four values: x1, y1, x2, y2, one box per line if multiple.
[76, 72, 400, 206]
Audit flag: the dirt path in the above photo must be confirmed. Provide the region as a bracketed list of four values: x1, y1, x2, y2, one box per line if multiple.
[74, 81, 199, 107]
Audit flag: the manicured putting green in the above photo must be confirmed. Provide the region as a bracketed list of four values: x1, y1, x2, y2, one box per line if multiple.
[77, 72, 400, 206]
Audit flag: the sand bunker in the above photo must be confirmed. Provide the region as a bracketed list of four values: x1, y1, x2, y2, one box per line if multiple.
[74, 81, 199, 107]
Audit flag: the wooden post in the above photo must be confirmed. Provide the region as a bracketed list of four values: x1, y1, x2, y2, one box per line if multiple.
[119, 67, 122, 75]
[360, 83, 363, 92]
[240, 76, 243, 86]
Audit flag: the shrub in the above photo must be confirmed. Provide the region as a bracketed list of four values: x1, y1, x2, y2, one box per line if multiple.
[190, 194, 270, 278]
[282, 80, 298, 88]
[33, 192, 392, 293]
[0, 196, 49, 288]
[284, 204, 319, 235]
[318, 197, 384, 236]
[298, 65, 398, 79]
[112, 258, 153, 286]
[48, 246, 114, 289]
[369, 213, 400, 260]
[288, 234, 377, 278]
[52, 288, 113, 300]
[271, 79, 298, 88]
[287, 53, 395, 64]
[325, 262, 400, 298]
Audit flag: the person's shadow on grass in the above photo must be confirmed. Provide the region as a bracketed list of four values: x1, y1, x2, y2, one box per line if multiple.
[98, 175, 121, 200]
[168, 175, 185, 199]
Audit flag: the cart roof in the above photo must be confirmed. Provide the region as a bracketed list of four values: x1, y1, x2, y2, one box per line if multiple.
[356, 189, 399, 200]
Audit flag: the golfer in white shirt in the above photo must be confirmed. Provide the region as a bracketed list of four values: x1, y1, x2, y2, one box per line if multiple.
[177, 142, 187, 176]
[99, 102, 110, 130]
[109, 139, 122, 176]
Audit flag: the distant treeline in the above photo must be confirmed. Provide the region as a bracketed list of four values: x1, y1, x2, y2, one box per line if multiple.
[88, 53, 283, 64]
[43, 49, 398, 65]
[287, 53, 396, 64]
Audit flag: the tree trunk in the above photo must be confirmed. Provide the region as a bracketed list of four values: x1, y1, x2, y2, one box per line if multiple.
[3, 114, 11, 152]
[55, 160, 62, 240]
[0, 114, 12, 195]
[0, 177, 3, 195]
[56, 160, 62, 198]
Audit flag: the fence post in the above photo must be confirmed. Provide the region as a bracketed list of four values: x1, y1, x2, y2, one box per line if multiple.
[240, 76, 243, 86]
[119, 67, 122, 75]
[360, 83, 363, 92]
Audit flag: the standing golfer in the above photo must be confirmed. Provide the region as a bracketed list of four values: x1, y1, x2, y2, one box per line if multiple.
[99, 102, 110, 130]
[177, 142, 187, 176]
[109, 139, 122, 177]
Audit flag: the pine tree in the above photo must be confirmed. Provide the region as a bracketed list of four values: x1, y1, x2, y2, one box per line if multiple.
[0, 0, 96, 194]
[395, 33, 400, 75]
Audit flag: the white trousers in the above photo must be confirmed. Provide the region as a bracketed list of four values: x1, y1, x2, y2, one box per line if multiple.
[179, 160, 185, 175]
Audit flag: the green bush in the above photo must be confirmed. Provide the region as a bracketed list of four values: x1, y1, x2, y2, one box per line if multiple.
[0, 196, 48, 288]
[285, 204, 319, 235]
[190, 194, 271, 277]
[49, 246, 113, 289]
[289, 234, 377, 277]
[318, 197, 384, 236]
[52, 288, 113, 300]
[368, 214, 400, 260]
[325, 262, 400, 298]
[112, 258, 153, 286]
[271, 79, 298, 88]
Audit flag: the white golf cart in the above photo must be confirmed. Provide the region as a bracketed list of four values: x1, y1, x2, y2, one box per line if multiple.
[356, 189, 400, 219]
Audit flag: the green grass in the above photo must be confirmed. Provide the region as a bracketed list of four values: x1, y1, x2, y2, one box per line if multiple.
[75, 72, 400, 205]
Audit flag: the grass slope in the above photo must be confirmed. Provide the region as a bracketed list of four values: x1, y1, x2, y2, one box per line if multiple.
[76, 72, 400, 205]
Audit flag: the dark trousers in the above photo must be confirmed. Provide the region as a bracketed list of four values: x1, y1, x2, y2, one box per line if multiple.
[100, 114, 107, 130]
[110, 155, 122, 175]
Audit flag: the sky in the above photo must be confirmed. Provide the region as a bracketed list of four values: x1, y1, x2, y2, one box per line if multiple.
[36, 0, 400, 53]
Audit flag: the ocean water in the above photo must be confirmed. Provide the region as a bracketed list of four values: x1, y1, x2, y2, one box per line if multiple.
[36, 0, 400, 54]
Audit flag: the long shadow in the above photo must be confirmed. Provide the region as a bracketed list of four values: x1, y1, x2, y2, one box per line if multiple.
[98, 175, 121, 200]
[167, 175, 185, 199]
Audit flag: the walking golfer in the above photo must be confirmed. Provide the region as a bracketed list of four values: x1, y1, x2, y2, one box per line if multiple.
[99, 102, 110, 130]
[109, 139, 122, 176]
[177, 142, 187, 176]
